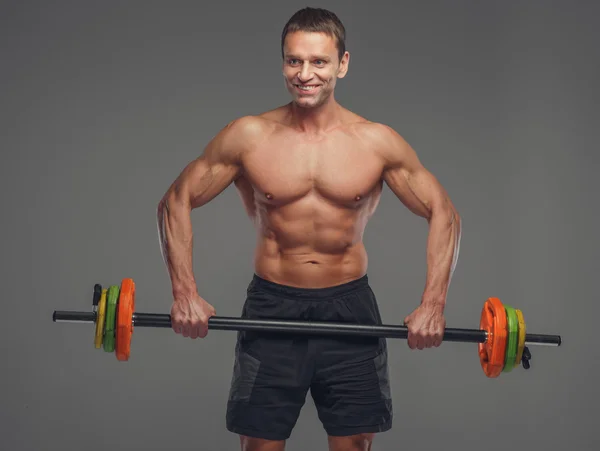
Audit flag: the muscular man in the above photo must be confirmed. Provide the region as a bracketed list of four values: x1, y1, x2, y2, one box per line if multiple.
[157, 7, 461, 451]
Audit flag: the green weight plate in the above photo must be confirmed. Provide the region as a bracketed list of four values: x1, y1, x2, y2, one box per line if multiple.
[103, 285, 120, 353]
[503, 305, 519, 373]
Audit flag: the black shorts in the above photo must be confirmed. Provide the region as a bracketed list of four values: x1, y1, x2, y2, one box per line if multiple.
[225, 274, 393, 441]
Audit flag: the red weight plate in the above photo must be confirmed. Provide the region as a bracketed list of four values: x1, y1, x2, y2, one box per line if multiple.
[116, 278, 135, 361]
[478, 297, 508, 378]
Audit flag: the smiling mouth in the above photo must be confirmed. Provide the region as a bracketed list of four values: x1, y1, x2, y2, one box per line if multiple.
[294, 84, 320, 92]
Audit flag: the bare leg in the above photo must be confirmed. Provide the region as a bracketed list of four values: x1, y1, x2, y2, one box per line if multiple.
[240, 435, 286, 451]
[328, 433, 374, 451]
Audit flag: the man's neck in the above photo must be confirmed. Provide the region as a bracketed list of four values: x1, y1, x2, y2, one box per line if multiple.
[287, 97, 343, 135]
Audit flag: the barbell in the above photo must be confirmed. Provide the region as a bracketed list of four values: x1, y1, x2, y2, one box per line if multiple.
[52, 278, 562, 378]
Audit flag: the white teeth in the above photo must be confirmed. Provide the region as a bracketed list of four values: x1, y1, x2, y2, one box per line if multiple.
[297, 85, 316, 90]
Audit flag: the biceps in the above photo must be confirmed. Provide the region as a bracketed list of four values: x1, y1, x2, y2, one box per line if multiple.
[169, 156, 240, 209]
[384, 166, 449, 220]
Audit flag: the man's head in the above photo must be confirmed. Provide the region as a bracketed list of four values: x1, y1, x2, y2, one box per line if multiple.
[281, 7, 349, 109]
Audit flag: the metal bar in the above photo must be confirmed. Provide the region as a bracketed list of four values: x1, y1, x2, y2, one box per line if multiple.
[134, 313, 486, 342]
[525, 333, 562, 346]
[53, 311, 96, 323]
[53, 310, 562, 346]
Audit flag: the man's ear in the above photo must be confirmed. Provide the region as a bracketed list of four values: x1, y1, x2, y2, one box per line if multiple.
[337, 51, 350, 78]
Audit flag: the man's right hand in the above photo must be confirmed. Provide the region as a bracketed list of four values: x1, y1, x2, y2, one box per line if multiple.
[170, 293, 216, 339]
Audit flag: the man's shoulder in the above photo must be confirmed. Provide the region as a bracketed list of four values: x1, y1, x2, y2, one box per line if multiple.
[347, 119, 412, 166]
[222, 107, 288, 140]
[349, 119, 406, 148]
[223, 114, 274, 136]
[214, 114, 279, 157]
[349, 118, 400, 142]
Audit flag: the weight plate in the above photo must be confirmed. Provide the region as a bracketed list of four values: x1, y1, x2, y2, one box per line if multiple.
[94, 289, 108, 349]
[514, 309, 526, 368]
[503, 305, 518, 373]
[103, 285, 120, 353]
[478, 297, 507, 378]
[116, 278, 136, 361]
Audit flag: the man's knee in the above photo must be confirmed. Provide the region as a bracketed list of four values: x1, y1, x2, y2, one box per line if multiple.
[328, 433, 375, 451]
[239, 435, 286, 451]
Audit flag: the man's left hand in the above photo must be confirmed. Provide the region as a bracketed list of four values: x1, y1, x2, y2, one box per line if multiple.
[403, 303, 446, 350]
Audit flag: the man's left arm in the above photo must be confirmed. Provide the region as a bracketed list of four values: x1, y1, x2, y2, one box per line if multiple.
[377, 124, 462, 350]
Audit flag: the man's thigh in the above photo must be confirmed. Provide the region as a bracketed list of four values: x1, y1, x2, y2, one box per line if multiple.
[226, 332, 313, 442]
[311, 336, 393, 438]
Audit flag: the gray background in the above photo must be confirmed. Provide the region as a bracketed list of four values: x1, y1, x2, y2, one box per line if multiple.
[2, 0, 598, 450]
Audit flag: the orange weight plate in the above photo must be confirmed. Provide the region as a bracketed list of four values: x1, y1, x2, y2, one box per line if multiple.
[116, 278, 136, 361]
[478, 297, 508, 378]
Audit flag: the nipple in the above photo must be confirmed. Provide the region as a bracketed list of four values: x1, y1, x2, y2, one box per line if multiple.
[265, 193, 274, 200]
[355, 195, 362, 201]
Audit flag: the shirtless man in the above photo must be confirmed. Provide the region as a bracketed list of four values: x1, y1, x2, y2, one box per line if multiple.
[157, 7, 461, 451]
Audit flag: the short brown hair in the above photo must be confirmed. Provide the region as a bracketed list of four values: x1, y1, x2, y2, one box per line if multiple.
[281, 7, 346, 61]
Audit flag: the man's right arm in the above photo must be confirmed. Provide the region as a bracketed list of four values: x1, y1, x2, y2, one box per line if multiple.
[156, 116, 257, 337]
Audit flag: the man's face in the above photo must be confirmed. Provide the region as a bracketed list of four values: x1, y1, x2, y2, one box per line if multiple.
[282, 31, 349, 109]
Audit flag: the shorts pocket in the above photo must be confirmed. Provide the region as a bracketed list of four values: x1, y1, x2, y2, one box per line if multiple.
[228, 349, 261, 402]
[339, 289, 381, 325]
[373, 346, 392, 401]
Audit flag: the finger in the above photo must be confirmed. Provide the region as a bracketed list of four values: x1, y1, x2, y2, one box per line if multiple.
[410, 334, 418, 350]
[421, 334, 431, 349]
[416, 335, 425, 350]
[172, 321, 182, 335]
[190, 324, 199, 339]
[200, 323, 209, 338]
[407, 333, 416, 350]
[182, 322, 191, 338]
[425, 334, 435, 348]
[198, 319, 208, 338]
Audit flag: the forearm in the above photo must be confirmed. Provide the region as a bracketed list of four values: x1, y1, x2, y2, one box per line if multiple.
[421, 204, 462, 309]
[157, 194, 197, 299]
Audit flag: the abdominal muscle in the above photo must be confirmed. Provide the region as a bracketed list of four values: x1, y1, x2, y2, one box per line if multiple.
[250, 194, 371, 288]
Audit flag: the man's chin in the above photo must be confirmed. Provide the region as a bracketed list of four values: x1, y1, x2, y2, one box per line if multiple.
[293, 96, 322, 109]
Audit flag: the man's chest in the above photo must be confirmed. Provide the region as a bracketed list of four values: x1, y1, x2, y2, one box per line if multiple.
[240, 138, 385, 205]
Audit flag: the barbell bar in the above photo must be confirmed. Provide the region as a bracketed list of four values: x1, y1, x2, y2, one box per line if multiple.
[53, 310, 561, 346]
[52, 278, 562, 377]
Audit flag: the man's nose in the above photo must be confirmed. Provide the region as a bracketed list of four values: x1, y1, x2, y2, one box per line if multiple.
[297, 63, 313, 82]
